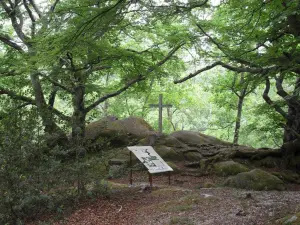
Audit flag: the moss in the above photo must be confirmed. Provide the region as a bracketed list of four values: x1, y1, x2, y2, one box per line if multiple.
[203, 182, 215, 188]
[169, 216, 195, 225]
[224, 169, 285, 191]
[272, 171, 300, 184]
[277, 212, 300, 224]
[155, 145, 183, 161]
[214, 160, 249, 176]
[255, 156, 282, 168]
[184, 152, 203, 161]
[166, 204, 193, 212]
[166, 161, 181, 174]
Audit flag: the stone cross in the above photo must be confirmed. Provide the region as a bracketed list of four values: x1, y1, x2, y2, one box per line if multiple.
[149, 94, 172, 134]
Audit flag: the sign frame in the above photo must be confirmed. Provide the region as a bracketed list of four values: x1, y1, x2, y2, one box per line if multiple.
[127, 146, 173, 188]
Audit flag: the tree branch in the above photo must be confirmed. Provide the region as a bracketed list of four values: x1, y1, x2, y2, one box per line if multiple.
[0, 87, 36, 104]
[49, 0, 60, 13]
[1, 1, 30, 45]
[29, 0, 42, 18]
[85, 42, 184, 113]
[0, 34, 24, 52]
[44, 76, 73, 93]
[196, 24, 259, 67]
[85, 76, 145, 113]
[262, 77, 288, 119]
[174, 61, 276, 84]
[48, 85, 58, 107]
[0, 86, 70, 121]
[275, 74, 300, 107]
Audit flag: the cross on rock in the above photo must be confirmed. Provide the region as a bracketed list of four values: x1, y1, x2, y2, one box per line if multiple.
[149, 94, 172, 134]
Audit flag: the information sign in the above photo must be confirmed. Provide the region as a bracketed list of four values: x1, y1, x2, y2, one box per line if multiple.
[127, 146, 173, 174]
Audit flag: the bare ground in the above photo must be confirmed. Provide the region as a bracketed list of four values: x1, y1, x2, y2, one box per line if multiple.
[37, 170, 300, 225]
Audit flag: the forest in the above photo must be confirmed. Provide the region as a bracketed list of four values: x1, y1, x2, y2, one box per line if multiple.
[0, 0, 300, 224]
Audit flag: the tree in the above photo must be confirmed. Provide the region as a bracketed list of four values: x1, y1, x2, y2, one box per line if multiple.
[0, 0, 188, 146]
[174, 0, 300, 152]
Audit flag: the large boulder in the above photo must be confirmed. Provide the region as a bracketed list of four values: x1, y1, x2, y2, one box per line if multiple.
[170, 130, 232, 146]
[214, 160, 249, 176]
[224, 169, 285, 191]
[85, 116, 156, 145]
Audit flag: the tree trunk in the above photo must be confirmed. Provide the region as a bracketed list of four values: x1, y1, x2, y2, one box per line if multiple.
[283, 78, 300, 144]
[233, 95, 245, 144]
[284, 104, 300, 144]
[71, 85, 86, 139]
[30, 73, 68, 146]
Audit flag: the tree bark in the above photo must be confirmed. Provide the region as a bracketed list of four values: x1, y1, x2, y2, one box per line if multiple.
[71, 84, 86, 139]
[233, 95, 245, 144]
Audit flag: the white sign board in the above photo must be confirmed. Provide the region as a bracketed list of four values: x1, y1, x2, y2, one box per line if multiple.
[127, 146, 173, 174]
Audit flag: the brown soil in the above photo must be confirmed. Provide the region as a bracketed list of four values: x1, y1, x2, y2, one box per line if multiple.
[31, 169, 300, 225]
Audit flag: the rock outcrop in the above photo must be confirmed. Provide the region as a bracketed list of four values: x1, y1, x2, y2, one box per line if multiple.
[85, 116, 292, 188]
[224, 169, 285, 191]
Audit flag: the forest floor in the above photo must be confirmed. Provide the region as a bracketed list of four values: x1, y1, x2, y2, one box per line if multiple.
[32, 169, 300, 225]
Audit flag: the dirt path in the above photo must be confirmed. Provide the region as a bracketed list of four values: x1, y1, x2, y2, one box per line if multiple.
[48, 172, 300, 225]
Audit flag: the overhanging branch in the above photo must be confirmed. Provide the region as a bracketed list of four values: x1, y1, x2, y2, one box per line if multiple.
[0, 34, 23, 52]
[0, 86, 71, 121]
[85, 42, 185, 113]
[174, 61, 275, 84]
[84, 75, 144, 113]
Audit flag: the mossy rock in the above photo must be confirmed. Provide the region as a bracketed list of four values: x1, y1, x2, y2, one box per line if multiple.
[170, 130, 231, 146]
[113, 148, 139, 165]
[184, 152, 203, 161]
[214, 160, 249, 177]
[199, 159, 212, 171]
[254, 156, 282, 168]
[224, 169, 285, 191]
[155, 145, 183, 161]
[156, 135, 187, 148]
[166, 161, 181, 174]
[276, 212, 300, 224]
[289, 155, 300, 168]
[272, 171, 300, 184]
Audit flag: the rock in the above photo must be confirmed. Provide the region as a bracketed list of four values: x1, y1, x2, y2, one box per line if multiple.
[113, 148, 139, 165]
[272, 171, 300, 184]
[184, 151, 203, 161]
[85, 116, 156, 144]
[289, 155, 300, 169]
[155, 145, 183, 161]
[199, 159, 212, 171]
[155, 135, 187, 148]
[214, 160, 249, 176]
[166, 161, 181, 174]
[254, 156, 282, 168]
[170, 130, 232, 146]
[224, 169, 285, 191]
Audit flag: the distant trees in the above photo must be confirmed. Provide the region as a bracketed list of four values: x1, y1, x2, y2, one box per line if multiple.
[175, 0, 300, 151]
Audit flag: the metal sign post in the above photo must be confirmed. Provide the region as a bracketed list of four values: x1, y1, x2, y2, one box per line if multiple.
[129, 151, 133, 185]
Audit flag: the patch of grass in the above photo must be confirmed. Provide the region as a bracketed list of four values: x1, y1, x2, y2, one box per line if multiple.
[203, 182, 215, 188]
[156, 192, 217, 213]
[169, 216, 195, 225]
[277, 212, 300, 225]
[166, 204, 193, 212]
